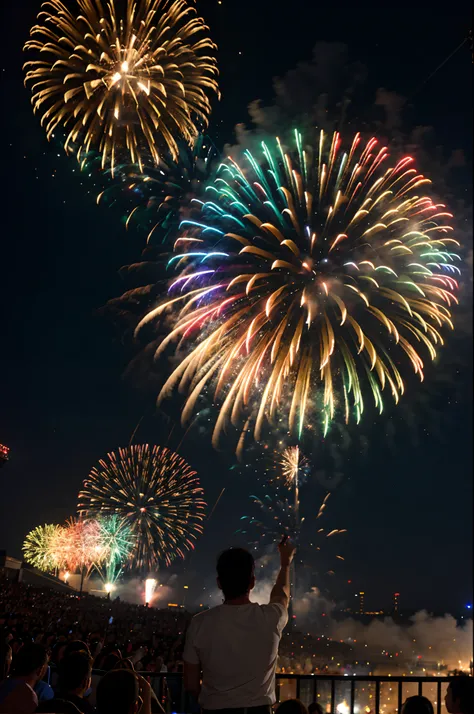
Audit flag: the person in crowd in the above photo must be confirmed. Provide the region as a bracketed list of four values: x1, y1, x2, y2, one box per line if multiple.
[0, 643, 12, 681]
[308, 703, 324, 714]
[34, 669, 55, 705]
[44, 651, 95, 714]
[183, 536, 296, 713]
[96, 668, 151, 714]
[0, 642, 48, 714]
[276, 699, 309, 714]
[445, 677, 474, 714]
[402, 695, 435, 714]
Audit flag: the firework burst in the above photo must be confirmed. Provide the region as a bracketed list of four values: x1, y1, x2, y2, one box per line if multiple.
[51, 518, 108, 573]
[22, 524, 61, 572]
[24, 0, 219, 173]
[137, 130, 460, 451]
[77, 444, 206, 571]
[279, 445, 309, 488]
[94, 514, 135, 585]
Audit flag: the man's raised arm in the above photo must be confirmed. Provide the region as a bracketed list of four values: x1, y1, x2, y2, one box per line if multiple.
[270, 536, 296, 609]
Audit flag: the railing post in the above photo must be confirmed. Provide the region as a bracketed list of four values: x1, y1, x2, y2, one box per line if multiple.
[437, 681, 442, 714]
[330, 678, 336, 714]
[350, 678, 355, 714]
[418, 680, 423, 696]
[312, 677, 318, 705]
[296, 677, 301, 700]
[398, 680, 403, 713]
[375, 680, 381, 714]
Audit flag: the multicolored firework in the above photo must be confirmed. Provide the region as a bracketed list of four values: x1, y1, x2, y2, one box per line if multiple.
[77, 444, 206, 571]
[51, 518, 108, 573]
[23, 0, 219, 173]
[97, 134, 219, 244]
[94, 515, 135, 585]
[137, 130, 460, 451]
[22, 524, 61, 572]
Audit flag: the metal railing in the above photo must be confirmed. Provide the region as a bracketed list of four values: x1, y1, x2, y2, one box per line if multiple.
[120, 671, 458, 714]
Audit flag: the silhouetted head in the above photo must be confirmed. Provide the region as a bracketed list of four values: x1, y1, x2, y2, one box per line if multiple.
[11, 643, 48, 684]
[96, 669, 141, 714]
[402, 696, 434, 714]
[58, 651, 93, 695]
[308, 703, 324, 714]
[217, 548, 255, 601]
[276, 699, 309, 714]
[446, 677, 474, 714]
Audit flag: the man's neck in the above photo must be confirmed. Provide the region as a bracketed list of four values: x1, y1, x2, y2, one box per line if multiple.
[13, 674, 37, 689]
[224, 594, 251, 606]
[66, 688, 85, 699]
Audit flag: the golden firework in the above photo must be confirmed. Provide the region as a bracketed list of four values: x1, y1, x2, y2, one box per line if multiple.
[23, 0, 219, 173]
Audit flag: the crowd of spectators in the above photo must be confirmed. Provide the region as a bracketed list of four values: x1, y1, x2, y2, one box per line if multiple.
[0, 574, 191, 713]
[0, 576, 189, 673]
[1, 571, 473, 714]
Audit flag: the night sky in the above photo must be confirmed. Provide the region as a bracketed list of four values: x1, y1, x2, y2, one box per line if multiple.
[0, 0, 472, 614]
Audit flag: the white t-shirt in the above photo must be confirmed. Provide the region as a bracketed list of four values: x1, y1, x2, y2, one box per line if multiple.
[183, 601, 287, 710]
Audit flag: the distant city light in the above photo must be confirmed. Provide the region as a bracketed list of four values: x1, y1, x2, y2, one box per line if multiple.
[466, 604, 472, 609]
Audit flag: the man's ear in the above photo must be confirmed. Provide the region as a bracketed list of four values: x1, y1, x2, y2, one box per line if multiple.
[217, 577, 222, 591]
[250, 574, 256, 591]
[36, 664, 46, 680]
[134, 695, 143, 713]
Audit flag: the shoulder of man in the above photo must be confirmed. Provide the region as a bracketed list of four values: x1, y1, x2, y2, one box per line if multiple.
[258, 602, 288, 630]
[0, 680, 38, 711]
[189, 605, 222, 623]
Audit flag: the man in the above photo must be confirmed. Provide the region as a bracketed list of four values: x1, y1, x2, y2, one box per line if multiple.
[95, 669, 152, 714]
[445, 677, 474, 714]
[45, 651, 95, 714]
[0, 643, 48, 714]
[184, 537, 296, 713]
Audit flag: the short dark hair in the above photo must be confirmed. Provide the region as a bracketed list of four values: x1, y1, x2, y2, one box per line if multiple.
[59, 651, 93, 691]
[63, 640, 90, 659]
[217, 548, 255, 600]
[276, 699, 309, 714]
[448, 677, 474, 713]
[308, 703, 324, 714]
[96, 669, 139, 714]
[402, 696, 434, 714]
[11, 643, 48, 677]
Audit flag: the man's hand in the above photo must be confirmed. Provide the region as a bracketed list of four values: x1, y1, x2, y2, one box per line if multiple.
[137, 675, 152, 714]
[278, 536, 296, 565]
